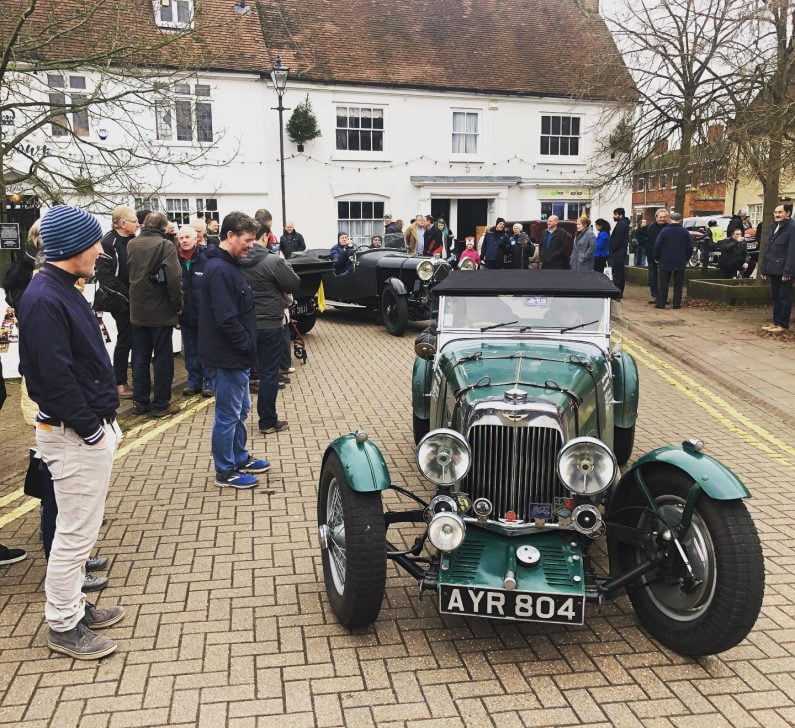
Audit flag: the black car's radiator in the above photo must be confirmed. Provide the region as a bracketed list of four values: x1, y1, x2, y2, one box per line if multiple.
[461, 425, 566, 521]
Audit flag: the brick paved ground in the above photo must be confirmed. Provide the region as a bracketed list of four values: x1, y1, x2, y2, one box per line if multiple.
[0, 306, 793, 727]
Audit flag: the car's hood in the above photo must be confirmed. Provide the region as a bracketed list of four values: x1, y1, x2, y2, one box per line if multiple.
[437, 338, 609, 423]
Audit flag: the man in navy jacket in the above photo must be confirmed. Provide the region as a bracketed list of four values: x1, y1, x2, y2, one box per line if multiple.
[177, 225, 209, 395]
[759, 203, 795, 333]
[17, 205, 125, 660]
[609, 208, 630, 298]
[653, 211, 693, 309]
[199, 212, 270, 489]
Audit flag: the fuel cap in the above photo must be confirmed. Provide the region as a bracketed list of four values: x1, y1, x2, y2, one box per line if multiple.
[516, 544, 541, 567]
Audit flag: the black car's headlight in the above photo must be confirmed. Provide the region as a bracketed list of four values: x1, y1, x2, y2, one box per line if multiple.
[417, 429, 471, 485]
[556, 437, 618, 496]
[417, 260, 434, 281]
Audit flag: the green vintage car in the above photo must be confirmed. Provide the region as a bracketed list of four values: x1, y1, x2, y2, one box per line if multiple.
[317, 270, 764, 656]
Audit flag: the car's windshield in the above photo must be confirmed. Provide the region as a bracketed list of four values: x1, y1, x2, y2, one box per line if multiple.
[440, 295, 608, 333]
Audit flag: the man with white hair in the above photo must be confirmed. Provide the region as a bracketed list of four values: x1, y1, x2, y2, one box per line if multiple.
[177, 225, 210, 395]
[191, 217, 208, 247]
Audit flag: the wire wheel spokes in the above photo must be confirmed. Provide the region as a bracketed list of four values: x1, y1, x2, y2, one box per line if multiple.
[326, 477, 347, 595]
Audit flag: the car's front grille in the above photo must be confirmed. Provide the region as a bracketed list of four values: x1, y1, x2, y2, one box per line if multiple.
[462, 424, 565, 522]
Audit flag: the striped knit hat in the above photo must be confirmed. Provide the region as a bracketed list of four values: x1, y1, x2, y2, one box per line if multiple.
[39, 205, 103, 261]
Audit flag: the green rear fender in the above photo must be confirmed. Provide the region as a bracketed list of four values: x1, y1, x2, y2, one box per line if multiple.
[323, 433, 392, 493]
[412, 356, 433, 421]
[611, 351, 639, 429]
[609, 445, 750, 515]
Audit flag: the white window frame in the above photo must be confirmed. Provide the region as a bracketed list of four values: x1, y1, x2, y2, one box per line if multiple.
[636, 176, 645, 192]
[196, 197, 219, 222]
[134, 196, 161, 212]
[540, 200, 591, 222]
[47, 74, 90, 139]
[155, 81, 213, 144]
[336, 196, 387, 248]
[332, 104, 388, 160]
[153, 0, 194, 30]
[166, 198, 191, 225]
[450, 109, 482, 160]
[539, 113, 582, 159]
[748, 203, 762, 227]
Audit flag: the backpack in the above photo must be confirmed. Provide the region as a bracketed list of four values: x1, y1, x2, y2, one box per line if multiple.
[2, 248, 36, 308]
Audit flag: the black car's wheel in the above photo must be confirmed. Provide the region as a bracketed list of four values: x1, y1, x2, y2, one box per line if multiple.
[381, 286, 408, 337]
[412, 413, 429, 445]
[611, 467, 764, 655]
[613, 424, 635, 466]
[317, 452, 387, 627]
[295, 312, 317, 334]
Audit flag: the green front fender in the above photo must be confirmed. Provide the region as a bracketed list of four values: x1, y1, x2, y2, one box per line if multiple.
[323, 433, 391, 493]
[612, 351, 639, 429]
[610, 444, 751, 510]
[412, 356, 433, 420]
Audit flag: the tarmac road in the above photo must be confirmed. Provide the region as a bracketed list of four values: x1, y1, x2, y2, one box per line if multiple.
[0, 303, 793, 727]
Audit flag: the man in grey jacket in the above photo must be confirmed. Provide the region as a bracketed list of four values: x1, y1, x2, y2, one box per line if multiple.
[126, 211, 183, 417]
[239, 225, 300, 434]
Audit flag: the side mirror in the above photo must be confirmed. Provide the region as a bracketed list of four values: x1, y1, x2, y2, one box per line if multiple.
[414, 331, 436, 361]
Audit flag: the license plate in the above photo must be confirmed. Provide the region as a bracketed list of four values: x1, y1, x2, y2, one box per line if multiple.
[294, 301, 314, 316]
[746, 242, 758, 251]
[439, 584, 584, 624]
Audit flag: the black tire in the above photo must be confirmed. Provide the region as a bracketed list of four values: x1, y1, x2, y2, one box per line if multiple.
[317, 452, 387, 627]
[613, 424, 635, 466]
[611, 466, 764, 656]
[295, 312, 317, 334]
[413, 413, 429, 445]
[381, 286, 408, 337]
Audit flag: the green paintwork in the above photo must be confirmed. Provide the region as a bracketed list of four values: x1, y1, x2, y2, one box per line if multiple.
[611, 352, 639, 429]
[412, 356, 433, 420]
[434, 340, 612, 440]
[324, 433, 392, 493]
[612, 445, 751, 504]
[438, 526, 584, 596]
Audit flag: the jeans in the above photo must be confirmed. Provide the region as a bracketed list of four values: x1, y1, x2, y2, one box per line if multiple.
[635, 247, 647, 266]
[281, 325, 291, 369]
[112, 309, 132, 386]
[36, 421, 118, 631]
[769, 275, 793, 329]
[594, 256, 607, 273]
[205, 367, 251, 476]
[658, 269, 685, 308]
[648, 258, 659, 297]
[255, 328, 283, 430]
[131, 325, 174, 411]
[611, 250, 626, 295]
[181, 325, 205, 390]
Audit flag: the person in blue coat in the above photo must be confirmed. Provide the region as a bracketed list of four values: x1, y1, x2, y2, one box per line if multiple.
[177, 225, 209, 396]
[330, 232, 355, 275]
[759, 203, 795, 333]
[593, 219, 611, 273]
[653, 212, 693, 309]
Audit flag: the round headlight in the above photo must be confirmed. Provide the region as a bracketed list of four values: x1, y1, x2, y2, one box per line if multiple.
[417, 259, 434, 281]
[417, 428, 471, 485]
[556, 436, 618, 496]
[428, 511, 466, 552]
[459, 258, 475, 271]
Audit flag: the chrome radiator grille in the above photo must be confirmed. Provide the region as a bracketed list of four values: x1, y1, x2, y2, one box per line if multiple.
[462, 425, 565, 521]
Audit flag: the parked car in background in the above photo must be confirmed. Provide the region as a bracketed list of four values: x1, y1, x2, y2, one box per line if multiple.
[317, 269, 764, 656]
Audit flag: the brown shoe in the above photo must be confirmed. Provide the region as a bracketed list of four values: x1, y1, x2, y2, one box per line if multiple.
[131, 401, 150, 415]
[117, 385, 134, 400]
[150, 403, 181, 418]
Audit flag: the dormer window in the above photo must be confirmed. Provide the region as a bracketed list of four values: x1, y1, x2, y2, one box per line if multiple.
[154, 0, 194, 30]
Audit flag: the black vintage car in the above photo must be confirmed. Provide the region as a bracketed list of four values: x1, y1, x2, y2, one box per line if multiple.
[303, 247, 451, 336]
[285, 255, 335, 334]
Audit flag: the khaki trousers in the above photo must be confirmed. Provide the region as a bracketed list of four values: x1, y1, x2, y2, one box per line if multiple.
[36, 421, 118, 632]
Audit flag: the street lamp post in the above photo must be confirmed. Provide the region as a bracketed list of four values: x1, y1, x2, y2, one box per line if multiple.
[270, 56, 289, 231]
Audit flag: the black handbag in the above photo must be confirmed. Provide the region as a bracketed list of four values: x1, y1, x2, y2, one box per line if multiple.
[24, 448, 50, 500]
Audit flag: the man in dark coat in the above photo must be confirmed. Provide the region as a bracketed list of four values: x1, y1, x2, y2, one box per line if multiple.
[645, 208, 669, 303]
[199, 211, 269, 489]
[481, 218, 510, 269]
[726, 210, 749, 238]
[423, 215, 444, 257]
[93, 205, 138, 399]
[508, 223, 534, 269]
[126, 212, 183, 417]
[176, 225, 209, 396]
[759, 203, 795, 333]
[539, 215, 570, 270]
[279, 222, 306, 259]
[609, 208, 630, 298]
[653, 212, 693, 309]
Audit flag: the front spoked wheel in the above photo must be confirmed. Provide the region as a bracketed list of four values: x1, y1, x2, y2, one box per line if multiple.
[381, 286, 408, 336]
[317, 452, 386, 627]
[612, 467, 764, 655]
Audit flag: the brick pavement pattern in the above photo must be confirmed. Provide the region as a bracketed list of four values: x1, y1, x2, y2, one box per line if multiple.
[0, 306, 793, 727]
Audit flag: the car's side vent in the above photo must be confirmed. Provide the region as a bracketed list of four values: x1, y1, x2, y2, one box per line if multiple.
[537, 541, 574, 587]
[444, 539, 485, 580]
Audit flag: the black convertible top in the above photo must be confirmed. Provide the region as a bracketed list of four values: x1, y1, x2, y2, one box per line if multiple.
[432, 269, 620, 298]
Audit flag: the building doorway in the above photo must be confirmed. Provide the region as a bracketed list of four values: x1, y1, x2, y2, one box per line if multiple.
[430, 199, 450, 225]
[456, 198, 489, 242]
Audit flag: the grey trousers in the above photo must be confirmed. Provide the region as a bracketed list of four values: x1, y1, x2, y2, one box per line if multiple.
[36, 421, 119, 631]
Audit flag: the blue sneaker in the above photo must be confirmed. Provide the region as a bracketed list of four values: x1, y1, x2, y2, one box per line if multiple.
[236, 458, 271, 474]
[215, 472, 259, 489]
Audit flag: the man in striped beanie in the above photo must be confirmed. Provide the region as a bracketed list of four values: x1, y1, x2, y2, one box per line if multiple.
[17, 205, 125, 660]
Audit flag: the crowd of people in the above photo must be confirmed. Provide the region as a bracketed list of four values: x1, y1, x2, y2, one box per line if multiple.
[0, 204, 302, 659]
